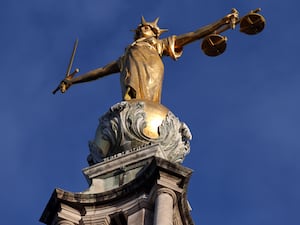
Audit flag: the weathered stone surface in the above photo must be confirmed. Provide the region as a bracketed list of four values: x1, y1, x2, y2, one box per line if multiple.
[40, 147, 194, 225]
[88, 100, 192, 165]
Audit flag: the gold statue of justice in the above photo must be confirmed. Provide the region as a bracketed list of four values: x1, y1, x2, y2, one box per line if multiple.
[53, 8, 265, 104]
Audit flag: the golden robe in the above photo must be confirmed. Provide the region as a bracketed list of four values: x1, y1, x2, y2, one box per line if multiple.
[118, 35, 183, 103]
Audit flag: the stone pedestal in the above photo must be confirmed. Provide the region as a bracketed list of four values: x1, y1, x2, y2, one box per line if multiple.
[40, 144, 194, 225]
[41, 100, 194, 224]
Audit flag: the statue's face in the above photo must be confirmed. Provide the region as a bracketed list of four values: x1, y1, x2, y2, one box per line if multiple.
[137, 25, 155, 38]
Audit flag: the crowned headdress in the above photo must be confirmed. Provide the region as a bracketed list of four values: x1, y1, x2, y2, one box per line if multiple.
[134, 16, 168, 39]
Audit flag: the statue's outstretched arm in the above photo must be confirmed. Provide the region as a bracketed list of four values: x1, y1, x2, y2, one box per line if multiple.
[60, 60, 120, 93]
[175, 10, 238, 49]
[72, 60, 120, 84]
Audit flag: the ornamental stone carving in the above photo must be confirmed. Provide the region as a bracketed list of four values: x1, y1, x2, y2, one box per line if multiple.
[88, 100, 192, 165]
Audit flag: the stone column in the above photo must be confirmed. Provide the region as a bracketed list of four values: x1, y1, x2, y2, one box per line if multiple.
[153, 188, 176, 225]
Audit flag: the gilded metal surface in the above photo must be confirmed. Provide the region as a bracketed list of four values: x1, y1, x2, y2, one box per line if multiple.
[53, 39, 79, 94]
[201, 34, 227, 56]
[131, 99, 169, 138]
[240, 12, 265, 35]
[56, 8, 265, 102]
[56, 9, 253, 103]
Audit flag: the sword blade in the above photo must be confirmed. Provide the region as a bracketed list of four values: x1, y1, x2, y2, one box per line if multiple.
[52, 38, 79, 95]
[66, 38, 79, 76]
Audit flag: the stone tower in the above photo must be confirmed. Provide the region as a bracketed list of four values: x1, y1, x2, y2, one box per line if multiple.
[40, 100, 194, 225]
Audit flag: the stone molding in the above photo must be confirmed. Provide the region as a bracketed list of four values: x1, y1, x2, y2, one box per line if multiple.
[40, 151, 194, 225]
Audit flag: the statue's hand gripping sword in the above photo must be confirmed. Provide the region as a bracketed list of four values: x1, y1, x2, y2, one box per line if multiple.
[52, 38, 79, 94]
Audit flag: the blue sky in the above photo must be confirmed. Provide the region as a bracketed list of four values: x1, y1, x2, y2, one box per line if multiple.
[1, 0, 299, 224]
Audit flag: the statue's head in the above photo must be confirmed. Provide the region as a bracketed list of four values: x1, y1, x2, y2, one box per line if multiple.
[134, 16, 168, 40]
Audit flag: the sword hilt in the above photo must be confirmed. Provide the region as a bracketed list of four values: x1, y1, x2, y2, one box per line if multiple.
[52, 68, 79, 95]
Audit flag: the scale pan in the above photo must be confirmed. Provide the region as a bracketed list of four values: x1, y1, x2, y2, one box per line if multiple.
[240, 13, 266, 35]
[201, 34, 227, 57]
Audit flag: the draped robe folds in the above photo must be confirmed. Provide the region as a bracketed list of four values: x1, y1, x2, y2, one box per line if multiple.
[118, 35, 183, 103]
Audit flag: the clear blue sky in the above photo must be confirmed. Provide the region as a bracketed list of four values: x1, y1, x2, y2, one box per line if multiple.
[1, 1, 299, 225]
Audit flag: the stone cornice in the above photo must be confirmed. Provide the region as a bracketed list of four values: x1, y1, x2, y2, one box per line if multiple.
[40, 156, 194, 225]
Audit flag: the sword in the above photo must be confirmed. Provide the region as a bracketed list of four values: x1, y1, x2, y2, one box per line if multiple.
[52, 38, 79, 94]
